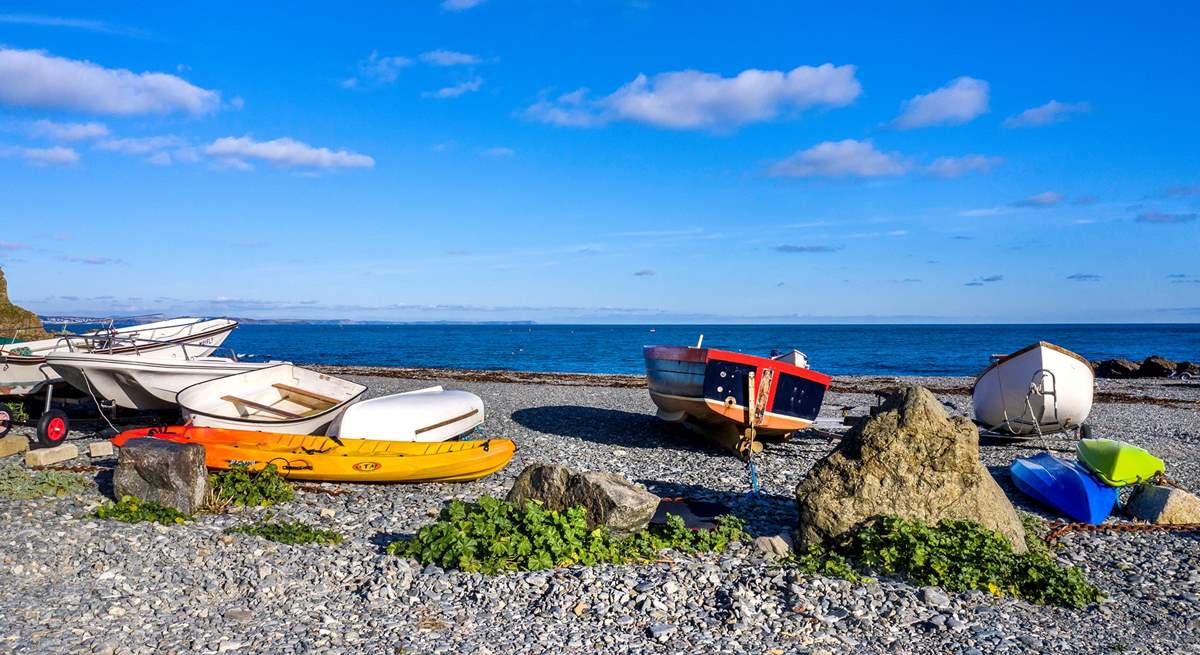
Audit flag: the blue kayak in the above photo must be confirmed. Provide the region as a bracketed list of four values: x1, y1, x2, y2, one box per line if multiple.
[1010, 452, 1118, 524]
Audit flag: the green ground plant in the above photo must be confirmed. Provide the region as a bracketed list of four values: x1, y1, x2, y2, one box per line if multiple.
[207, 463, 295, 508]
[225, 518, 344, 545]
[0, 463, 90, 500]
[389, 495, 748, 574]
[92, 495, 192, 525]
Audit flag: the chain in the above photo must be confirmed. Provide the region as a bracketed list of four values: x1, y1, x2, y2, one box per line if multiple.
[1045, 520, 1200, 542]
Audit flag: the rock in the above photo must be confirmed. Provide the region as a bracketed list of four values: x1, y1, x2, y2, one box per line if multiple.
[794, 385, 1028, 553]
[89, 441, 115, 458]
[0, 267, 50, 341]
[506, 463, 659, 535]
[1127, 485, 1200, 525]
[1176, 361, 1200, 377]
[0, 434, 29, 458]
[753, 535, 792, 560]
[1138, 356, 1178, 378]
[648, 623, 676, 640]
[113, 438, 208, 514]
[24, 443, 78, 466]
[921, 586, 951, 609]
[1094, 358, 1140, 379]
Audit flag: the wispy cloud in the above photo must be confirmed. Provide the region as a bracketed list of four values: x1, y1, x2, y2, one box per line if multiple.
[892, 76, 989, 129]
[1168, 274, 1200, 284]
[526, 64, 861, 131]
[0, 241, 30, 250]
[0, 47, 221, 115]
[1003, 100, 1090, 128]
[420, 50, 481, 66]
[423, 76, 483, 99]
[204, 136, 375, 171]
[1166, 185, 1200, 198]
[1136, 211, 1197, 224]
[1013, 191, 1065, 207]
[965, 274, 1003, 286]
[67, 256, 122, 265]
[958, 207, 1009, 218]
[769, 139, 907, 178]
[442, 0, 487, 11]
[775, 244, 843, 253]
[342, 51, 412, 88]
[633, 269, 655, 276]
[0, 145, 78, 166]
[924, 154, 1003, 178]
[0, 13, 147, 37]
[481, 146, 514, 158]
[1066, 273, 1101, 282]
[28, 119, 108, 141]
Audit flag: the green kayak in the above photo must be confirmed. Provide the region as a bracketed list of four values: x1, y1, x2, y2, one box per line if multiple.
[1076, 438, 1164, 487]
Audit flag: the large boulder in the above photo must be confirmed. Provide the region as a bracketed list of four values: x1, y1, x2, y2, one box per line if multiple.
[795, 385, 1028, 552]
[114, 438, 208, 514]
[1127, 485, 1200, 525]
[1177, 362, 1200, 377]
[0, 267, 49, 343]
[1138, 356, 1178, 378]
[1094, 358, 1141, 379]
[507, 463, 660, 536]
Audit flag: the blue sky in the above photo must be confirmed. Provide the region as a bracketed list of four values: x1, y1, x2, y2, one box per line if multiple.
[0, 1, 1197, 323]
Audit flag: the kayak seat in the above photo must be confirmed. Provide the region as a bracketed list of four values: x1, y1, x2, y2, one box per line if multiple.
[221, 395, 304, 419]
[272, 383, 340, 410]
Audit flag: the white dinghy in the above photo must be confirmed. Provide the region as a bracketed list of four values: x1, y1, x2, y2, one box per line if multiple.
[45, 351, 274, 411]
[972, 341, 1095, 437]
[328, 386, 485, 442]
[177, 364, 366, 435]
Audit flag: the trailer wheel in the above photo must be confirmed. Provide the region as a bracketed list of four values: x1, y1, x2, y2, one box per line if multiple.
[0, 403, 12, 437]
[35, 410, 69, 448]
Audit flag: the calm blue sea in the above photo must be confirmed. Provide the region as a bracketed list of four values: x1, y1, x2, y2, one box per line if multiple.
[219, 324, 1200, 377]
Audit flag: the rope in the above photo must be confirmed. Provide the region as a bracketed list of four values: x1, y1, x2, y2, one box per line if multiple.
[80, 372, 121, 436]
[748, 459, 760, 495]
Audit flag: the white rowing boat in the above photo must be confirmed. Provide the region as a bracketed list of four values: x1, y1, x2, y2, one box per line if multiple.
[177, 364, 366, 435]
[328, 386, 484, 442]
[972, 341, 1094, 437]
[44, 352, 274, 411]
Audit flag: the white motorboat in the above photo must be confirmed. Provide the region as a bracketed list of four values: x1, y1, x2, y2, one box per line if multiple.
[1, 317, 238, 397]
[328, 386, 484, 442]
[177, 364, 367, 435]
[972, 341, 1095, 436]
[44, 351, 274, 411]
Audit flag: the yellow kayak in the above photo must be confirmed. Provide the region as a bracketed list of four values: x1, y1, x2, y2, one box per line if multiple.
[113, 426, 516, 483]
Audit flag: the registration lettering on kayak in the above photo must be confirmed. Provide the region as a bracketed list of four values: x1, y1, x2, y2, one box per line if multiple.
[353, 462, 381, 472]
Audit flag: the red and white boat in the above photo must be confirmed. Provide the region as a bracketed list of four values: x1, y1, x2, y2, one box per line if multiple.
[643, 343, 831, 455]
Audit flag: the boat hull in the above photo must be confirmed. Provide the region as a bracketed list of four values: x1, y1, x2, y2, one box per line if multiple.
[328, 386, 485, 442]
[1076, 438, 1164, 486]
[45, 353, 271, 410]
[644, 346, 830, 449]
[1, 318, 237, 398]
[1010, 452, 1116, 524]
[972, 342, 1094, 436]
[113, 426, 515, 483]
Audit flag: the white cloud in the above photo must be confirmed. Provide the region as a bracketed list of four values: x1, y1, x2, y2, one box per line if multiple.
[481, 146, 513, 157]
[442, 0, 486, 11]
[958, 207, 1009, 218]
[0, 13, 146, 37]
[423, 77, 483, 98]
[345, 51, 412, 87]
[1014, 191, 1065, 207]
[420, 49, 480, 66]
[526, 63, 861, 131]
[146, 151, 172, 166]
[768, 139, 909, 178]
[204, 136, 375, 170]
[28, 119, 108, 141]
[0, 47, 221, 115]
[1, 145, 78, 166]
[96, 135, 186, 155]
[893, 76, 989, 129]
[924, 154, 1003, 178]
[1003, 100, 1090, 128]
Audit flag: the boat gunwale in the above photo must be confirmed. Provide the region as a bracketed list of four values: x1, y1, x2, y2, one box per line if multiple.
[0, 320, 238, 365]
[643, 345, 832, 386]
[973, 341, 1094, 387]
[175, 363, 368, 426]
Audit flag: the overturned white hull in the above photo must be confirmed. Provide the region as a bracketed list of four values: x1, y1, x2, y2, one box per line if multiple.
[178, 364, 367, 435]
[328, 386, 484, 442]
[1, 317, 237, 397]
[972, 342, 1094, 436]
[45, 352, 272, 410]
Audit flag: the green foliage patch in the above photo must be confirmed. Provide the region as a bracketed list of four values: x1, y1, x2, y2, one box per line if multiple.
[833, 515, 1102, 608]
[0, 463, 90, 500]
[92, 495, 192, 525]
[208, 463, 295, 508]
[225, 518, 344, 545]
[389, 495, 748, 574]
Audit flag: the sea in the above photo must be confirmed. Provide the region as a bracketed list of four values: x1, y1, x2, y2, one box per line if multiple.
[219, 324, 1200, 377]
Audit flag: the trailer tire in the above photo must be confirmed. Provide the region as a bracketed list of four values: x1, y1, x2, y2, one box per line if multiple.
[1079, 423, 1093, 440]
[35, 410, 69, 448]
[0, 403, 12, 437]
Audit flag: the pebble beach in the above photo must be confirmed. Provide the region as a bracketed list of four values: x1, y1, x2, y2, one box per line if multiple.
[2, 370, 1198, 655]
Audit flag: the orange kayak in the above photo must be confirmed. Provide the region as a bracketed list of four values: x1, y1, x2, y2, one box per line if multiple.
[113, 426, 515, 483]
